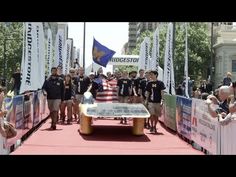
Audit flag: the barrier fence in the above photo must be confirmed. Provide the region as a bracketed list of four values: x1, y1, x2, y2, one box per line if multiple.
[163, 94, 235, 155]
[0, 90, 49, 154]
[1, 92, 236, 154]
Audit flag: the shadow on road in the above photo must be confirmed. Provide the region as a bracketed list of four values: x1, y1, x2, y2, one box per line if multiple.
[79, 125, 151, 142]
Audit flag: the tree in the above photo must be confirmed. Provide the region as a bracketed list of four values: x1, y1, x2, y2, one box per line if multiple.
[131, 22, 211, 86]
[0, 22, 23, 89]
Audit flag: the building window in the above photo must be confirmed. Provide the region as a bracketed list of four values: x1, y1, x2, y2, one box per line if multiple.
[232, 60, 236, 72]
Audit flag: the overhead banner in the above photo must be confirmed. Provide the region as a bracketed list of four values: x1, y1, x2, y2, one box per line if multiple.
[163, 23, 175, 95]
[46, 28, 53, 77]
[54, 29, 64, 67]
[20, 23, 40, 94]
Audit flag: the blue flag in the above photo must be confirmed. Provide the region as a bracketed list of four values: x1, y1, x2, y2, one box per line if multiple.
[92, 38, 116, 67]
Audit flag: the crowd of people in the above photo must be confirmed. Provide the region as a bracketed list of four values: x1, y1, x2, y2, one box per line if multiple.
[41, 66, 166, 133]
[1, 63, 235, 134]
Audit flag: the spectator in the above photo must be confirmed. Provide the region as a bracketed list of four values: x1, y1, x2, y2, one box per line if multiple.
[223, 72, 232, 86]
[10, 67, 21, 95]
[176, 84, 183, 96]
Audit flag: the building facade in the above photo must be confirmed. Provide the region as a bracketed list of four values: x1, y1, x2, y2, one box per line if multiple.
[213, 23, 236, 87]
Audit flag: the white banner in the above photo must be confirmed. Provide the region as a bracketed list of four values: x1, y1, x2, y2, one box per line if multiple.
[46, 28, 53, 77]
[54, 29, 64, 67]
[163, 23, 175, 95]
[138, 37, 150, 71]
[63, 39, 72, 74]
[184, 23, 189, 98]
[138, 41, 145, 72]
[144, 37, 150, 71]
[20, 23, 26, 76]
[191, 98, 220, 154]
[36, 23, 45, 88]
[20, 23, 39, 93]
[151, 28, 160, 71]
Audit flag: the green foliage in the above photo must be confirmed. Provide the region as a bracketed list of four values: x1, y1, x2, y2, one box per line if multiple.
[131, 22, 211, 85]
[117, 65, 138, 73]
[0, 22, 23, 89]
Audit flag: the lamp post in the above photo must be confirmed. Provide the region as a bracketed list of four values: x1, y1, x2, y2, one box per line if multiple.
[83, 22, 86, 68]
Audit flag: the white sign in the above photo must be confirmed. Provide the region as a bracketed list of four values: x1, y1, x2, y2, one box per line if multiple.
[191, 98, 220, 154]
[84, 103, 150, 118]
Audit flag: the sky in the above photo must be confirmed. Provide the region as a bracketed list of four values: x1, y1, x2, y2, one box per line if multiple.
[68, 22, 129, 68]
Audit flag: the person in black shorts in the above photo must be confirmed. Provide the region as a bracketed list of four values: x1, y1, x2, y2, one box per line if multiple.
[117, 70, 132, 124]
[145, 70, 166, 133]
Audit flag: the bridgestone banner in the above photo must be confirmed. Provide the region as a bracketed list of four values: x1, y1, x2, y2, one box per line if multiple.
[20, 23, 40, 93]
[54, 29, 64, 68]
[151, 28, 159, 71]
[46, 28, 53, 77]
[63, 39, 72, 74]
[163, 23, 175, 95]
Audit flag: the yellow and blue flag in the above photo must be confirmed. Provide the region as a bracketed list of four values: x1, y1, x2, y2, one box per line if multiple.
[92, 38, 116, 67]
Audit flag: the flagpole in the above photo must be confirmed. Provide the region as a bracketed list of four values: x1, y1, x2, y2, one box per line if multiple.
[83, 22, 86, 68]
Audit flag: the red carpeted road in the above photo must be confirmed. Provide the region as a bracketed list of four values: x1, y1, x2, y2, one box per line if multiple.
[11, 118, 203, 155]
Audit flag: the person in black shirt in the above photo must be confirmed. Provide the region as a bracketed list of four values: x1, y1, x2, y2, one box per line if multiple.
[10, 67, 21, 95]
[139, 70, 151, 129]
[73, 67, 90, 123]
[145, 70, 166, 133]
[87, 72, 99, 99]
[60, 74, 75, 124]
[42, 67, 64, 130]
[57, 65, 65, 80]
[134, 69, 145, 103]
[129, 71, 137, 103]
[117, 71, 132, 124]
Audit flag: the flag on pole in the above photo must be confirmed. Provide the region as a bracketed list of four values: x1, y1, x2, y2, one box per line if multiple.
[184, 23, 189, 98]
[92, 38, 116, 67]
[163, 23, 175, 95]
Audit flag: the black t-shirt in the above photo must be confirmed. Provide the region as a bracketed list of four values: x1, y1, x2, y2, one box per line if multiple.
[12, 72, 21, 89]
[140, 79, 149, 99]
[117, 78, 132, 96]
[64, 83, 74, 100]
[146, 80, 166, 103]
[130, 78, 136, 96]
[90, 81, 99, 99]
[76, 76, 91, 94]
[135, 77, 145, 96]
